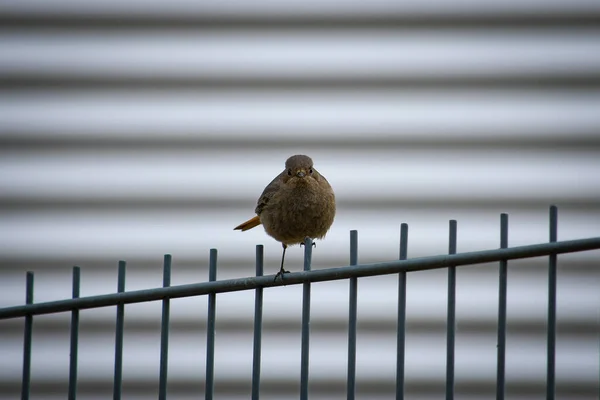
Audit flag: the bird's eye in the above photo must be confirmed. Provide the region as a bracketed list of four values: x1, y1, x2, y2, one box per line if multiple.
[309, 168, 313, 174]
[287, 169, 292, 176]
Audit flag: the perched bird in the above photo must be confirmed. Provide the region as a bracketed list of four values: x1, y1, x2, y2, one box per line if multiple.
[234, 155, 336, 279]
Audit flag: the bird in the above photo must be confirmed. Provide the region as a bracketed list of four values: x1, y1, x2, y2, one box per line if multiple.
[234, 155, 336, 280]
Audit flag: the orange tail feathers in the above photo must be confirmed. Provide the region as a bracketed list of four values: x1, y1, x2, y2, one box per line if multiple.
[234, 215, 261, 231]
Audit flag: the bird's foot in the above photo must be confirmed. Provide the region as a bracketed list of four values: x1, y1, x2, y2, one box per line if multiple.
[300, 238, 317, 248]
[274, 267, 290, 282]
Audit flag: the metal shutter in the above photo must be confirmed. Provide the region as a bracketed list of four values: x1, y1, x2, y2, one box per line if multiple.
[1, 1, 599, 398]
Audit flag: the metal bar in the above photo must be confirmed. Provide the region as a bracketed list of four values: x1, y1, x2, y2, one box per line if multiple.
[113, 261, 126, 400]
[396, 223, 408, 400]
[251, 245, 264, 400]
[2, 237, 600, 320]
[158, 254, 172, 400]
[21, 271, 34, 400]
[68, 266, 81, 400]
[205, 249, 218, 400]
[446, 221, 457, 400]
[347, 230, 358, 400]
[547, 205, 558, 400]
[496, 214, 509, 400]
[300, 237, 314, 400]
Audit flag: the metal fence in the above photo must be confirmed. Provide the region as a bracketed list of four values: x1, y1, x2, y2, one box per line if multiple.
[1, 205, 599, 400]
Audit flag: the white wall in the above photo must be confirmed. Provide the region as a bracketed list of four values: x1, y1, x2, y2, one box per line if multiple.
[1, 1, 599, 398]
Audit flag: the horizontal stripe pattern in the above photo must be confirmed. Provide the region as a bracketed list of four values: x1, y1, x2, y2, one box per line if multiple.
[0, 1, 599, 399]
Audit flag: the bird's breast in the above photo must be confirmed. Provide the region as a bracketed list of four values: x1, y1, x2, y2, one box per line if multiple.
[260, 181, 336, 244]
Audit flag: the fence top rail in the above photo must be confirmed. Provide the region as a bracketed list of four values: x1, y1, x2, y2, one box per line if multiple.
[1, 236, 599, 320]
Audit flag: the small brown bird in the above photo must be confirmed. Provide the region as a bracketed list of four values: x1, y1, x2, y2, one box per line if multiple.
[234, 155, 336, 278]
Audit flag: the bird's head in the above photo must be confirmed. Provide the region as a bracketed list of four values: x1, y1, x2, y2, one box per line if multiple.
[284, 154, 316, 182]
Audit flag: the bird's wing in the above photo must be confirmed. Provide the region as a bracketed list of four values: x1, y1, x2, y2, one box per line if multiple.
[255, 171, 284, 215]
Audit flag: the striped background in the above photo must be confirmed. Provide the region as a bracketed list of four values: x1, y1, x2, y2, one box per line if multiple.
[1, 1, 599, 399]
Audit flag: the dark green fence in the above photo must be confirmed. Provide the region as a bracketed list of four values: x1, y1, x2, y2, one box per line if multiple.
[1, 206, 599, 400]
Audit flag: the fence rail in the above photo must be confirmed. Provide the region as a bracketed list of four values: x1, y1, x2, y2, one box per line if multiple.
[1, 236, 598, 320]
[1, 206, 599, 400]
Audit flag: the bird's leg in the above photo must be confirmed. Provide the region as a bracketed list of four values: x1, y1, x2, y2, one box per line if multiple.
[274, 244, 290, 282]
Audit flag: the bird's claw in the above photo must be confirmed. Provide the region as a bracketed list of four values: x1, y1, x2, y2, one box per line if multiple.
[274, 268, 290, 282]
[300, 239, 317, 248]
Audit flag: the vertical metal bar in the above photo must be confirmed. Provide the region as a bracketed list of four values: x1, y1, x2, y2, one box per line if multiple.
[446, 221, 457, 400]
[300, 237, 313, 400]
[158, 255, 172, 400]
[396, 223, 408, 400]
[347, 230, 359, 400]
[547, 205, 558, 400]
[68, 267, 81, 400]
[113, 261, 126, 400]
[21, 271, 34, 400]
[252, 245, 264, 400]
[496, 214, 508, 400]
[205, 249, 218, 400]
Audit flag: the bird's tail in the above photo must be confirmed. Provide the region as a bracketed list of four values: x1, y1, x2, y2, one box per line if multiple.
[234, 215, 261, 231]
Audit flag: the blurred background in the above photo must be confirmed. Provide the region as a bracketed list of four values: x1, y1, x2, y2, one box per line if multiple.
[1, 0, 600, 399]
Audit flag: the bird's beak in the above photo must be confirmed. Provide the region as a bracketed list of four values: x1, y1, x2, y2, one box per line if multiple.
[296, 170, 306, 178]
